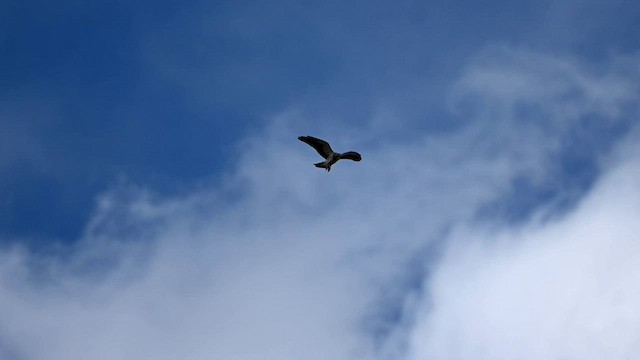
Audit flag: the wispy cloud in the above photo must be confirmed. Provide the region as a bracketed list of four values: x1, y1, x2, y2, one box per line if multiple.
[0, 46, 638, 360]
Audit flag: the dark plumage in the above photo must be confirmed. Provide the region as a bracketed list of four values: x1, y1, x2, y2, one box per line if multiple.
[298, 136, 362, 172]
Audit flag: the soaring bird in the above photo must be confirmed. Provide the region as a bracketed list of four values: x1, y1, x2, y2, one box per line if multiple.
[298, 135, 362, 171]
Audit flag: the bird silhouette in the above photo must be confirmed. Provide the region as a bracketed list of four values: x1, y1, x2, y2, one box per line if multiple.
[298, 136, 362, 172]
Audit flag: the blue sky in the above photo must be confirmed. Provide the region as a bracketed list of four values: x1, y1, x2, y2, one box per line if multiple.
[1, 0, 640, 359]
[2, 0, 638, 242]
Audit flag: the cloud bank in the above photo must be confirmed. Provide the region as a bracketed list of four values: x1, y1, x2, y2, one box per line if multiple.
[408, 136, 640, 360]
[1, 47, 639, 360]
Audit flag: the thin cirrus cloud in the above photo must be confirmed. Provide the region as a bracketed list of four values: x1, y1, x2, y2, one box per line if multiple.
[0, 46, 639, 360]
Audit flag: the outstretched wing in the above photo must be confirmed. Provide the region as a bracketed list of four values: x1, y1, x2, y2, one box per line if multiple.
[298, 136, 334, 159]
[339, 151, 362, 161]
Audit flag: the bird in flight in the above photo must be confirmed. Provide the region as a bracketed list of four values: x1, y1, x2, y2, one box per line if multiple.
[298, 135, 362, 172]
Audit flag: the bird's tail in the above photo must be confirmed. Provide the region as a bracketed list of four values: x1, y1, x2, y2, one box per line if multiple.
[314, 162, 328, 169]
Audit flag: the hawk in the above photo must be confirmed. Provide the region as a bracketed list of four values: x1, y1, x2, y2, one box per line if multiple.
[298, 135, 362, 172]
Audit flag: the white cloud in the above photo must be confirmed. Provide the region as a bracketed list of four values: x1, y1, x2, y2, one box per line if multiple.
[407, 134, 640, 360]
[0, 47, 638, 360]
[451, 47, 639, 121]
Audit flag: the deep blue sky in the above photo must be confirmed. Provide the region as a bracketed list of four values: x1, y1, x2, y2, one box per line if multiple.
[1, 0, 639, 244]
